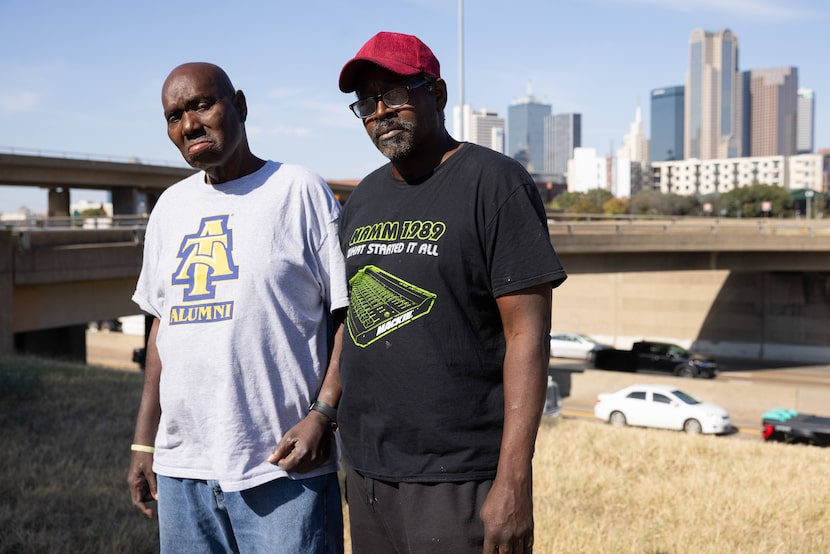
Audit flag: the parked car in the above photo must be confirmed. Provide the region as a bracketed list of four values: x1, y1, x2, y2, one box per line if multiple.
[593, 384, 732, 434]
[593, 340, 718, 378]
[549, 332, 612, 361]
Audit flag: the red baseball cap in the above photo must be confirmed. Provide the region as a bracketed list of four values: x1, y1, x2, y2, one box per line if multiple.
[339, 32, 441, 93]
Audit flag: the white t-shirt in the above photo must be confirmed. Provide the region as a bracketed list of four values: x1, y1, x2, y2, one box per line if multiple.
[133, 161, 348, 492]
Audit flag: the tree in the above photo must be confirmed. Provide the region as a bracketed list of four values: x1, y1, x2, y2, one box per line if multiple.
[627, 189, 702, 216]
[585, 188, 614, 209]
[603, 197, 628, 215]
[79, 207, 107, 217]
[566, 198, 603, 214]
[548, 191, 583, 212]
[715, 184, 794, 218]
[548, 189, 613, 214]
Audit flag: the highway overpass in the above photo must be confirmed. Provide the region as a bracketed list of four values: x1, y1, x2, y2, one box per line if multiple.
[549, 216, 830, 363]
[0, 151, 359, 216]
[3, 151, 829, 364]
[3, 215, 830, 364]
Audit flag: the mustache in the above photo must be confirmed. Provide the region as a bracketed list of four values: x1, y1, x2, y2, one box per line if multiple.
[372, 120, 414, 141]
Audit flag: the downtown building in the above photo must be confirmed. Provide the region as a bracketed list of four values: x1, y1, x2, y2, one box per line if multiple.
[616, 106, 650, 196]
[508, 91, 551, 173]
[743, 66, 799, 157]
[685, 28, 743, 160]
[650, 86, 684, 162]
[650, 153, 827, 196]
[544, 113, 581, 182]
[797, 88, 816, 154]
[567, 147, 612, 194]
[453, 104, 505, 153]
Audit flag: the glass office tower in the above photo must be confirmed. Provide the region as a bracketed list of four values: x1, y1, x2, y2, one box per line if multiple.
[650, 86, 684, 162]
[508, 94, 552, 172]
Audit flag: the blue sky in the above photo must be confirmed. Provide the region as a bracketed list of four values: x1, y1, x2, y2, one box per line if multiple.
[1, 0, 827, 213]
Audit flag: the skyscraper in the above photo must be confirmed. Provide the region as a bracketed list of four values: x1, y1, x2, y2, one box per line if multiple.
[744, 67, 798, 157]
[545, 113, 581, 178]
[617, 107, 650, 195]
[468, 108, 505, 153]
[617, 106, 650, 164]
[797, 88, 815, 154]
[508, 89, 552, 172]
[685, 28, 742, 160]
[650, 86, 684, 161]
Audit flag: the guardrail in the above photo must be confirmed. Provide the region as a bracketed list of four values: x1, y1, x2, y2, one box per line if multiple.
[0, 145, 187, 168]
[547, 214, 830, 237]
[0, 215, 149, 231]
[4, 213, 830, 239]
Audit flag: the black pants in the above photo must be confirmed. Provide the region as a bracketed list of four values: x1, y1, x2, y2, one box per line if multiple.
[345, 465, 491, 554]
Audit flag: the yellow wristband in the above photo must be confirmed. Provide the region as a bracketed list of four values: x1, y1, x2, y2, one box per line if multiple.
[131, 443, 155, 454]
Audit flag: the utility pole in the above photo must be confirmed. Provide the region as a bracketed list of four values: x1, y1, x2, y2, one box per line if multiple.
[458, 0, 464, 110]
[458, 0, 466, 141]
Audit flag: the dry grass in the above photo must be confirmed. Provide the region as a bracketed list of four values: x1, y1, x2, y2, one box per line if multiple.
[2, 355, 829, 553]
[532, 417, 830, 553]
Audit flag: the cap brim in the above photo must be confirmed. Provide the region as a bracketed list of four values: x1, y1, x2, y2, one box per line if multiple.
[338, 57, 421, 93]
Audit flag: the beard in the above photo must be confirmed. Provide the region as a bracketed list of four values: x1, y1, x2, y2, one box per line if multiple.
[371, 119, 416, 161]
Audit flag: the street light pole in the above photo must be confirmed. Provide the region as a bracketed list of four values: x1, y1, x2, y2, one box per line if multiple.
[806, 189, 815, 219]
[458, 0, 465, 141]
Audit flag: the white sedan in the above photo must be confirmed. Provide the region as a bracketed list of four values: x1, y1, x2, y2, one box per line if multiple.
[549, 332, 611, 360]
[593, 384, 732, 434]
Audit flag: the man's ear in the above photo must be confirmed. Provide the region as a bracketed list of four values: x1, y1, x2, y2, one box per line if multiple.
[432, 78, 448, 112]
[234, 90, 248, 123]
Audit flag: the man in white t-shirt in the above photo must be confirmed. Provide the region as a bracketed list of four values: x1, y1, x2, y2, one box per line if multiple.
[126, 62, 347, 553]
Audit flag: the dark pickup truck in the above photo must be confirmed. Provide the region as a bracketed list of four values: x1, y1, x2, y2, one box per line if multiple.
[592, 340, 718, 379]
[762, 408, 830, 447]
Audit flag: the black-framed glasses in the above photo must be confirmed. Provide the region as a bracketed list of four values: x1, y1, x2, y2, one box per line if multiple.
[349, 77, 432, 119]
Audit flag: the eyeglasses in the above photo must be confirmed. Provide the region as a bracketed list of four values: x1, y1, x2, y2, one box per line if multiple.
[349, 77, 432, 119]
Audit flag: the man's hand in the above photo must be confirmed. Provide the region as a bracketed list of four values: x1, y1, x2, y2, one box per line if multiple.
[480, 475, 534, 554]
[127, 452, 158, 519]
[267, 411, 333, 473]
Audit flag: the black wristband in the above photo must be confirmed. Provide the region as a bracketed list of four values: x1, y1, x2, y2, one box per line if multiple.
[309, 400, 337, 424]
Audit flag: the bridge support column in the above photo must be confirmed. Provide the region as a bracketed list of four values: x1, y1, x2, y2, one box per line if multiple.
[48, 187, 70, 217]
[0, 231, 12, 355]
[111, 187, 141, 215]
[13, 324, 87, 362]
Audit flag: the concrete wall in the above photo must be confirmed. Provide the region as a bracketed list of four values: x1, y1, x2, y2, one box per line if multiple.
[0, 228, 143, 357]
[552, 269, 830, 363]
[12, 278, 141, 333]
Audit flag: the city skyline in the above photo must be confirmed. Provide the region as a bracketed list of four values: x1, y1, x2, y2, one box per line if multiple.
[1, 0, 828, 213]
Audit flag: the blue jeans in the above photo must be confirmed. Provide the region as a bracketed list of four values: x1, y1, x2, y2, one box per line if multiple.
[157, 474, 343, 553]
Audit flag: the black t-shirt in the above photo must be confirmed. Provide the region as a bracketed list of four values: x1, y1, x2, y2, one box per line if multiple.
[338, 143, 567, 482]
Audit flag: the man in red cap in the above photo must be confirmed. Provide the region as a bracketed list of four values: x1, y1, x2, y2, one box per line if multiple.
[335, 32, 567, 553]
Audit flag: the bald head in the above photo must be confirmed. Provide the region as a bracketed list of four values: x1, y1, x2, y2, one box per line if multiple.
[161, 62, 262, 183]
[162, 62, 236, 105]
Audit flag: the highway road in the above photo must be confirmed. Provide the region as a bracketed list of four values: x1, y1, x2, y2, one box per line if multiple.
[85, 332, 828, 441]
[86, 329, 144, 371]
[551, 356, 830, 439]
